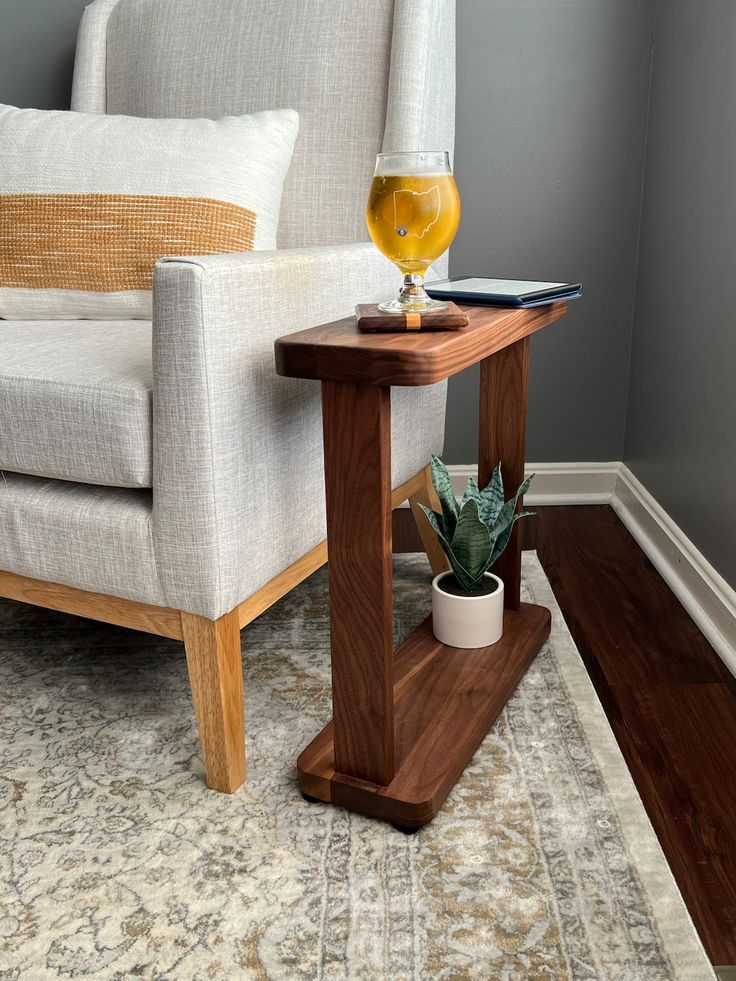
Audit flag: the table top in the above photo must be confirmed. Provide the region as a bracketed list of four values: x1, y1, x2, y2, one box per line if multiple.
[275, 301, 567, 387]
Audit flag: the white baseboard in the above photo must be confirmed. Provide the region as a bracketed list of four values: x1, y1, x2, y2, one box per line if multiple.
[446, 462, 619, 506]
[445, 461, 736, 676]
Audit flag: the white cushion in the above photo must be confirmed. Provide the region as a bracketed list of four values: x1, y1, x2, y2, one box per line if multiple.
[0, 104, 299, 319]
[0, 320, 153, 487]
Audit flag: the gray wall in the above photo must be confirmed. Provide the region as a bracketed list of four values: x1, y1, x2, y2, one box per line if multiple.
[624, 1, 736, 586]
[447, 0, 655, 463]
[0, 0, 87, 109]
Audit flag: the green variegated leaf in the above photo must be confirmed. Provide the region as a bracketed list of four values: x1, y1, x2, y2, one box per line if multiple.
[515, 473, 534, 500]
[442, 537, 482, 591]
[478, 462, 504, 527]
[450, 498, 493, 586]
[489, 523, 513, 568]
[491, 496, 517, 536]
[489, 510, 536, 565]
[460, 476, 481, 509]
[444, 552, 480, 592]
[417, 503, 448, 547]
[419, 457, 537, 592]
[430, 454, 458, 539]
[489, 473, 534, 537]
[483, 472, 535, 568]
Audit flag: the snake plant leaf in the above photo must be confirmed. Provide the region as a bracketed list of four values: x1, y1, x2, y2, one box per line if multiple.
[430, 454, 458, 539]
[419, 502, 477, 590]
[490, 474, 532, 535]
[420, 457, 537, 594]
[443, 548, 481, 592]
[490, 473, 533, 531]
[516, 473, 534, 500]
[478, 462, 504, 527]
[489, 510, 536, 566]
[450, 498, 493, 587]
[417, 503, 449, 548]
[492, 497, 518, 538]
[460, 476, 481, 510]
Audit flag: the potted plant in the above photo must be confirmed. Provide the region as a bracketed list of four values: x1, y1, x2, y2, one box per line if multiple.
[417, 456, 534, 649]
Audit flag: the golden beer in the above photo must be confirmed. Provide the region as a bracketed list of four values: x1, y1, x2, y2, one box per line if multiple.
[366, 172, 461, 276]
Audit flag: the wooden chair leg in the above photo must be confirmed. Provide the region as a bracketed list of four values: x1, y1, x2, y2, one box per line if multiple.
[408, 464, 451, 577]
[181, 608, 245, 793]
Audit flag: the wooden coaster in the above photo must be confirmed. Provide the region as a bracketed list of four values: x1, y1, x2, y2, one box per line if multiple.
[355, 301, 469, 332]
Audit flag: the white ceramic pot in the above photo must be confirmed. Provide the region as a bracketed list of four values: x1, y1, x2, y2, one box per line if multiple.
[431, 571, 504, 649]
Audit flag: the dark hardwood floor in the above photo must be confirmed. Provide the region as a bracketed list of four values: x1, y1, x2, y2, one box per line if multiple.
[395, 504, 736, 966]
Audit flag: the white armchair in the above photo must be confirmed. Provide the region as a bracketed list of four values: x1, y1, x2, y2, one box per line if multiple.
[0, 0, 455, 792]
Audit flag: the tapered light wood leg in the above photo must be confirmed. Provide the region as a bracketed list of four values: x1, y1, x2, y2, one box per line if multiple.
[409, 464, 451, 576]
[479, 336, 530, 610]
[322, 380, 395, 786]
[181, 608, 245, 793]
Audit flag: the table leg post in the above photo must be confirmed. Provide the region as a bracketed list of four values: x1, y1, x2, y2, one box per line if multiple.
[321, 381, 395, 785]
[479, 336, 530, 610]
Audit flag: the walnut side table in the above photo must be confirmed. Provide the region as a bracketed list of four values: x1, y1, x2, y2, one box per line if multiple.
[275, 301, 567, 829]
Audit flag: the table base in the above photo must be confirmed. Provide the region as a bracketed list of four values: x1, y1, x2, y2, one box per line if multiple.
[298, 603, 551, 828]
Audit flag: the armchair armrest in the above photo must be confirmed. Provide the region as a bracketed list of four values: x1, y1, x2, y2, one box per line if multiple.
[151, 243, 399, 619]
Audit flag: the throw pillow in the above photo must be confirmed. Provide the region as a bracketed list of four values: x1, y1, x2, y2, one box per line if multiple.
[0, 104, 299, 319]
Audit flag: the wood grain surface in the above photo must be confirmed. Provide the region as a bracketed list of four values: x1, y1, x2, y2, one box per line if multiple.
[321, 381, 395, 785]
[298, 605, 550, 827]
[479, 337, 530, 609]
[355, 301, 469, 332]
[289, 300, 565, 826]
[276, 302, 566, 386]
[0, 569, 183, 639]
[181, 608, 245, 794]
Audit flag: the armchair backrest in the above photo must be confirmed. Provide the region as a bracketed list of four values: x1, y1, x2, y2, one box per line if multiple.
[72, 0, 455, 251]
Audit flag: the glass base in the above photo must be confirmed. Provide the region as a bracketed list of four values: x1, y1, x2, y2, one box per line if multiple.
[378, 294, 448, 314]
[378, 275, 447, 314]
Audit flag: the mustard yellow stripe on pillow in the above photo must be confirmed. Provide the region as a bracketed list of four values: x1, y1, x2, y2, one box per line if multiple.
[0, 194, 256, 292]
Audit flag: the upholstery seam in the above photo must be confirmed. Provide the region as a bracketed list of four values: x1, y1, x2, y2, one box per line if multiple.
[0, 463, 150, 490]
[0, 376, 149, 402]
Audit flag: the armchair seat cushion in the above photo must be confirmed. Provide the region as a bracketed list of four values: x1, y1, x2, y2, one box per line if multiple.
[0, 320, 152, 488]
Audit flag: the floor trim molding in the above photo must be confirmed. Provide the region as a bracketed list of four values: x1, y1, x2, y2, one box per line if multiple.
[446, 461, 736, 676]
[446, 461, 619, 506]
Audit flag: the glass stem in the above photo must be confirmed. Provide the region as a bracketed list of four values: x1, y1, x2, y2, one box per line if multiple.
[401, 273, 426, 302]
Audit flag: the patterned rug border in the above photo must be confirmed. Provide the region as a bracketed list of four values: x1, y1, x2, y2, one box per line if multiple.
[523, 550, 714, 980]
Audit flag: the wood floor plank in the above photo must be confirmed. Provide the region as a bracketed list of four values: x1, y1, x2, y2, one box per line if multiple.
[526, 505, 734, 688]
[608, 682, 736, 959]
[529, 505, 736, 965]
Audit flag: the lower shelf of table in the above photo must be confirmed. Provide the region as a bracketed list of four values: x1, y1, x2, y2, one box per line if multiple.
[297, 602, 551, 828]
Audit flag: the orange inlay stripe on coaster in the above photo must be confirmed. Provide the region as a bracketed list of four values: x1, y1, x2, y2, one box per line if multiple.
[405, 313, 422, 330]
[0, 193, 256, 292]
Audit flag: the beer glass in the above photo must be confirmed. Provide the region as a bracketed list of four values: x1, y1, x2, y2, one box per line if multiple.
[366, 150, 461, 313]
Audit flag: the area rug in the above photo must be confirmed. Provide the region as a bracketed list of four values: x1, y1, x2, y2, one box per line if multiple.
[0, 553, 714, 980]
